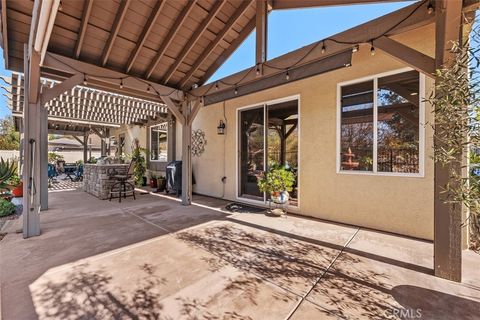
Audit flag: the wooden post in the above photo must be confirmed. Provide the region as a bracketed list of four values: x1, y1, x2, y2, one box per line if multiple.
[39, 105, 48, 211]
[22, 44, 41, 238]
[83, 132, 89, 163]
[256, 0, 268, 64]
[433, 0, 463, 282]
[181, 101, 192, 205]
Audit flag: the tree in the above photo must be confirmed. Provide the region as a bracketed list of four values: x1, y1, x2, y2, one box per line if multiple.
[0, 117, 20, 150]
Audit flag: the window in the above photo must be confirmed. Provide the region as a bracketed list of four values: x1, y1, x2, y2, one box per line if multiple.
[150, 122, 168, 161]
[338, 69, 423, 175]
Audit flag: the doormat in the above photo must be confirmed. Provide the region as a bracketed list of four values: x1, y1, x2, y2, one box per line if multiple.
[225, 202, 265, 214]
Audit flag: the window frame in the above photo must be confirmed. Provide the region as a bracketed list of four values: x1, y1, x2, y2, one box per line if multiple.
[336, 67, 425, 177]
[149, 122, 169, 163]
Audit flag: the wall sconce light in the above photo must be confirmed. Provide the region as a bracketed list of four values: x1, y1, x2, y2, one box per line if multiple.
[217, 120, 226, 135]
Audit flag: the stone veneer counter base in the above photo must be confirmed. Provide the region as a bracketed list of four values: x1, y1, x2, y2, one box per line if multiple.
[83, 163, 133, 200]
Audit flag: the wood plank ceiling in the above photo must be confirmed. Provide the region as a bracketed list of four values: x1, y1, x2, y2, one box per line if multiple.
[3, 0, 257, 91]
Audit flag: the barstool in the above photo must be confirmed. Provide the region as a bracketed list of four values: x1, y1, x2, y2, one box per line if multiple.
[109, 160, 136, 202]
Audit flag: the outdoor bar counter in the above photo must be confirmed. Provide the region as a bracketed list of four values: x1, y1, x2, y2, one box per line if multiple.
[83, 163, 132, 200]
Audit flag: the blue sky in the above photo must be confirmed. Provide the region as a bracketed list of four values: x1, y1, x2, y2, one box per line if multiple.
[0, 2, 475, 119]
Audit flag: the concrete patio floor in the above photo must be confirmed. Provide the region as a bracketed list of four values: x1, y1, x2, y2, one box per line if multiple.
[1, 189, 479, 320]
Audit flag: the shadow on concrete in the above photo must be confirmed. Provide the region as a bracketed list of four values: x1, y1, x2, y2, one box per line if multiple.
[391, 285, 480, 320]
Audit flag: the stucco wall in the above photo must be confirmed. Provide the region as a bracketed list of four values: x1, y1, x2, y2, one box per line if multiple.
[190, 24, 435, 240]
[111, 125, 147, 156]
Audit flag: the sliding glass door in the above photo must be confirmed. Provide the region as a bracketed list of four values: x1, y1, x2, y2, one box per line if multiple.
[238, 99, 299, 205]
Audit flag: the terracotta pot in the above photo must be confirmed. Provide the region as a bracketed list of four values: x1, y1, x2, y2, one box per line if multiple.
[271, 191, 289, 204]
[12, 182, 23, 197]
[150, 178, 158, 188]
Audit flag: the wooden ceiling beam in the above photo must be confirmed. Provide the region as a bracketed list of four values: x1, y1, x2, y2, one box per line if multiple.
[1, 0, 8, 68]
[256, 0, 268, 64]
[199, 17, 256, 85]
[179, 0, 253, 89]
[74, 0, 94, 59]
[101, 0, 131, 66]
[145, 0, 198, 79]
[43, 52, 184, 101]
[125, 0, 166, 73]
[161, 0, 226, 85]
[374, 36, 435, 78]
[272, 0, 414, 10]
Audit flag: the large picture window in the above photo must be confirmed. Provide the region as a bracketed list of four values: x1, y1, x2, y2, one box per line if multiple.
[338, 69, 424, 175]
[150, 122, 168, 161]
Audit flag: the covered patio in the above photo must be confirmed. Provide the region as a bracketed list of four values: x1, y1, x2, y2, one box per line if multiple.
[1, 188, 479, 319]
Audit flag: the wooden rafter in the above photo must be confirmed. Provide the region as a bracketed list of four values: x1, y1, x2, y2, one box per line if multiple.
[74, 0, 93, 59]
[1, 0, 8, 68]
[199, 17, 256, 85]
[161, 0, 226, 85]
[374, 36, 435, 78]
[125, 0, 166, 73]
[101, 0, 131, 67]
[145, 0, 198, 79]
[179, 0, 253, 89]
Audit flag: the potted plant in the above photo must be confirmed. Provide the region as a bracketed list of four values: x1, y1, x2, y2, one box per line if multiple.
[257, 165, 295, 205]
[9, 174, 22, 197]
[157, 175, 166, 192]
[130, 138, 147, 186]
[149, 173, 158, 188]
[0, 158, 17, 197]
[0, 198, 16, 217]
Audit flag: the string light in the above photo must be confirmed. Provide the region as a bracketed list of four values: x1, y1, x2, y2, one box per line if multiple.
[427, 2, 434, 14]
[285, 70, 290, 81]
[147, 85, 151, 92]
[321, 41, 326, 54]
[256, 64, 261, 76]
[370, 41, 376, 56]
[352, 45, 359, 53]
[234, 87, 238, 95]
[215, 82, 219, 90]
[120, 78, 123, 89]
[83, 74, 87, 85]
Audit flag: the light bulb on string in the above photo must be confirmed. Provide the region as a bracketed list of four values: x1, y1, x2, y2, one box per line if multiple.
[321, 41, 326, 54]
[256, 64, 261, 76]
[215, 82, 219, 90]
[370, 41, 376, 56]
[285, 70, 290, 81]
[352, 45, 359, 53]
[234, 87, 238, 95]
[83, 74, 88, 86]
[147, 85, 151, 92]
[120, 78, 123, 89]
[427, 2, 434, 14]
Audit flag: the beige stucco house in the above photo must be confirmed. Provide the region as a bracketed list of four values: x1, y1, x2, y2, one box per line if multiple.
[112, 23, 436, 241]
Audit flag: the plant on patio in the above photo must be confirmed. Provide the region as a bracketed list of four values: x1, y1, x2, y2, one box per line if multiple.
[427, 21, 480, 251]
[0, 158, 17, 192]
[47, 152, 63, 163]
[0, 198, 16, 217]
[130, 138, 147, 186]
[258, 165, 295, 204]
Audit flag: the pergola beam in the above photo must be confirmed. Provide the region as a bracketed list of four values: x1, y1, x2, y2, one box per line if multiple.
[40, 73, 84, 104]
[145, 0, 197, 79]
[179, 0, 253, 89]
[101, 0, 131, 67]
[74, 0, 93, 59]
[161, 0, 226, 85]
[256, 0, 269, 64]
[374, 36, 435, 78]
[43, 52, 184, 101]
[125, 0, 165, 73]
[161, 96, 185, 126]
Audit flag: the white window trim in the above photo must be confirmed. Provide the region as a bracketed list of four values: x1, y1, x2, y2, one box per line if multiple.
[336, 67, 426, 178]
[235, 94, 301, 212]
[149, 122, 168, 163]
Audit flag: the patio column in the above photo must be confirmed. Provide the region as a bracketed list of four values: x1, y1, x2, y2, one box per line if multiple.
[255, 0, 268, 64]
[22, 44, 42, 238]
[39, 105, 49, 211]
[181, 101, 192, 205]
[83, 132, 89, 163]
[433, 0, 463, 282]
